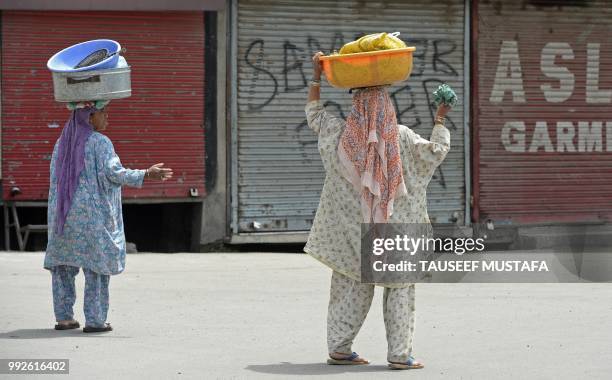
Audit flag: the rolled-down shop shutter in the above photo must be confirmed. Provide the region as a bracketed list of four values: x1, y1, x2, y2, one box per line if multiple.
[1, 11, 205, 201]
[233, 0, 467, 233]
[475, 1, 612, 224]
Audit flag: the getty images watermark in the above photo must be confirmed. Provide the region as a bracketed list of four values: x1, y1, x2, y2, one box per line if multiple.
[360, 223, 612, 283]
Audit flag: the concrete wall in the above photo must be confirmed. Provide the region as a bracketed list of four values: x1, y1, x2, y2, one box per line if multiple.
[200, 7, 228, 245]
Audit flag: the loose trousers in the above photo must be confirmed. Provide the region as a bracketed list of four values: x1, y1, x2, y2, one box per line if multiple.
[51, 265, 110, 328]
[327, 270, 416, 362]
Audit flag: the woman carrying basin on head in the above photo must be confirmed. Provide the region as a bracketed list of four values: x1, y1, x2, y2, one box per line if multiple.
[45, 100, 173, 333]
[305, 49, 452, 369]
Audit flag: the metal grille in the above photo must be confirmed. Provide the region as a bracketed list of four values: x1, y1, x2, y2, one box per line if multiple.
[74, 49, 109, 69]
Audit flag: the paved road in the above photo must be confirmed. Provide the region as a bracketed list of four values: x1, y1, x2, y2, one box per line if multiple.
[1, 251, 611, 379]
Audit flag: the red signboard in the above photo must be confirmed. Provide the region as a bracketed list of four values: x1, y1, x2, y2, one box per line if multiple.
[475, 0, 612, 223]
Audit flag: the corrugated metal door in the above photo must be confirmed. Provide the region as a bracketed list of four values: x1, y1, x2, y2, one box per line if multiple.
[233, 0, 467, 233]
[475, 0, 612, 224]
[1, 11, 205, 200]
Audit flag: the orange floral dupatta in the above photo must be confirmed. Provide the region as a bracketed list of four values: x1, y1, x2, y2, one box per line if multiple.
[337, 87, 408, 223]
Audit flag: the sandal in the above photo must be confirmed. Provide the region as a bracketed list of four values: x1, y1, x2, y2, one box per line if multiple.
[83, 323, 113, 333]
[388, 356, 424, 370]
[54, 320, 80, 330]
[327, 352, 369, 365]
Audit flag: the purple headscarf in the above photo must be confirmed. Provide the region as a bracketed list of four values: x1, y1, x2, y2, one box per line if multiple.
[54, 107, 97, 234]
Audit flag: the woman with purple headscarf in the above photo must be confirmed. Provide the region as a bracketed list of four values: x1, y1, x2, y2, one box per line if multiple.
[44, 100, 172, 333]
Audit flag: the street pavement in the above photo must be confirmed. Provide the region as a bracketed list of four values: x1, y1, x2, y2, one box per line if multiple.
[1, 251, 611, 380]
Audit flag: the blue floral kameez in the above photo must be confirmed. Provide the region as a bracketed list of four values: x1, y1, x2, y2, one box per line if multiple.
[44, 132, 145, 275]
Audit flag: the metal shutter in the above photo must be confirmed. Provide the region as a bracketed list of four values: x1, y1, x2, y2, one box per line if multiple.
[232, 0, 467, 233]
[475, 0, 612, 223]
[1, 11, 205, 200]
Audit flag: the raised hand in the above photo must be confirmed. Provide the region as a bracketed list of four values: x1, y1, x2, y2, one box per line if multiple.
[436, 104, 452, 119]
[312, 51, 324, 80]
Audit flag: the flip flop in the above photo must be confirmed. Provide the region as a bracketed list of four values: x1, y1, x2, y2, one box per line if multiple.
[327, 352, 369, 365]
[54, 321, 80, 330]
[83, 323, 113, 333]
[388, 356, 424, 370]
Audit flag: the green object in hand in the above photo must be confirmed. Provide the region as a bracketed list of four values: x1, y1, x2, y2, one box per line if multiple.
[433, 84, 458, 108]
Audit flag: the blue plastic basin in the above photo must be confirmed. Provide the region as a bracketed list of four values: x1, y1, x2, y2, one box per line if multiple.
[47, 39, 121, 73]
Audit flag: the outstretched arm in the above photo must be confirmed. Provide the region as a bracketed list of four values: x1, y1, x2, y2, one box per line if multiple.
[96, 136, 173, 188]
[95, 137, 145, 188]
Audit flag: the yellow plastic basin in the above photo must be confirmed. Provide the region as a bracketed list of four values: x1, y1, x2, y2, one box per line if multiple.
[320, 47, 416, 89]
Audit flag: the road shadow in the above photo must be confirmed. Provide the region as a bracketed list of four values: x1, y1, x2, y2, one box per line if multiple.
[245, 362, 390, 375]
[0, 329, 131, 339]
